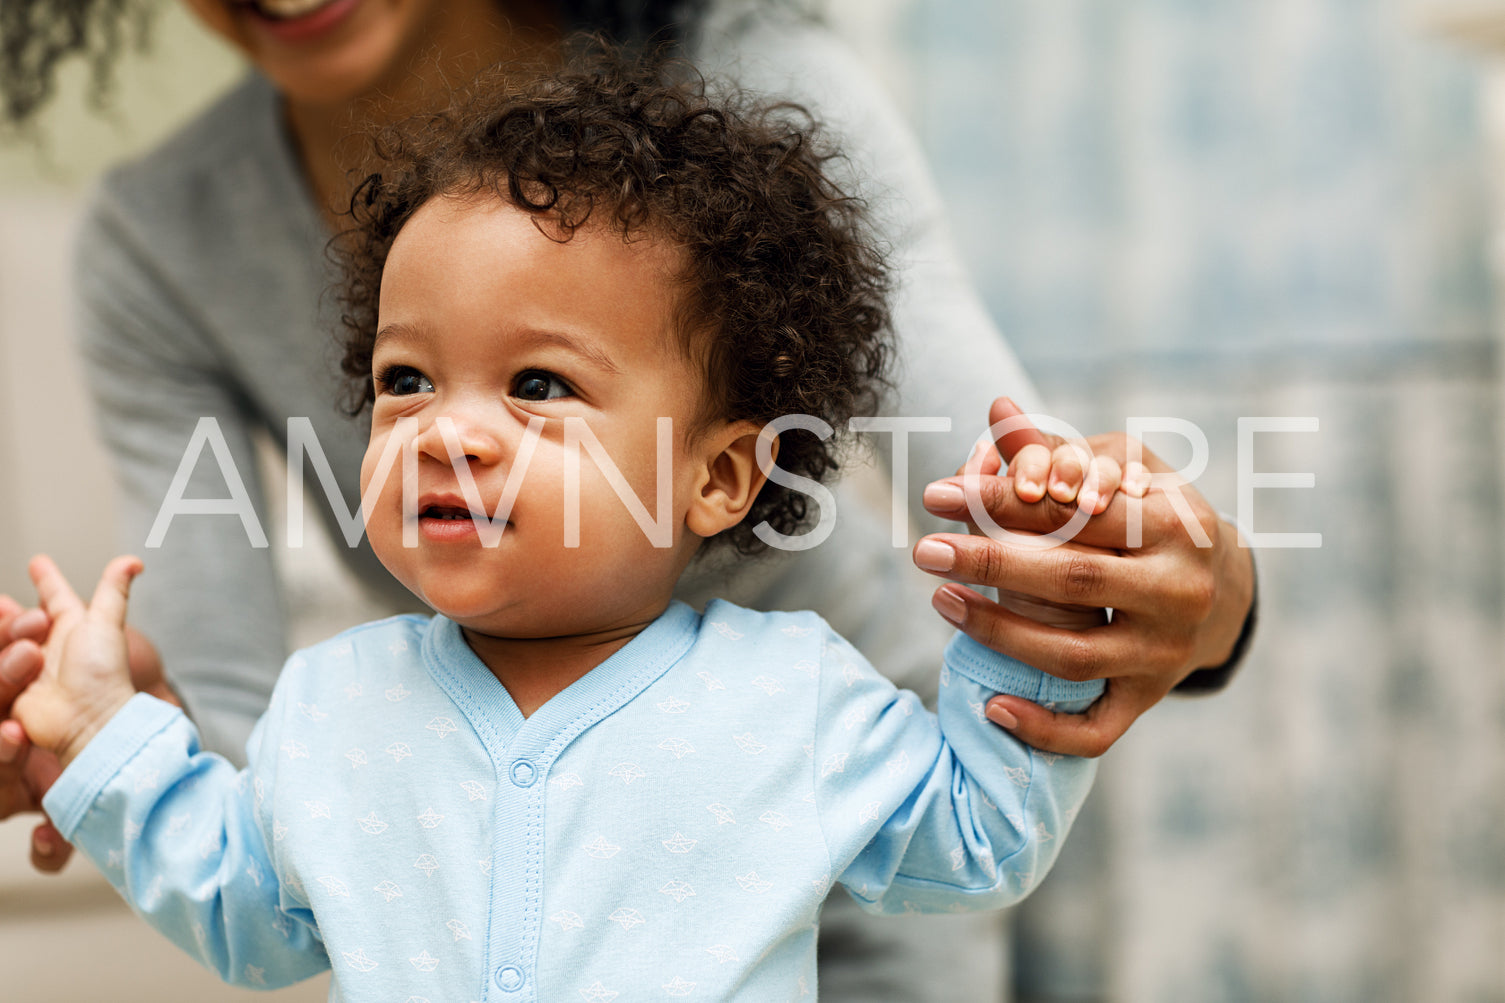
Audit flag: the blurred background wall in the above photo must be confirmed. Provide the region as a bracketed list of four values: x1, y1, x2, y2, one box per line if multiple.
[1, 1, 1502, 1001]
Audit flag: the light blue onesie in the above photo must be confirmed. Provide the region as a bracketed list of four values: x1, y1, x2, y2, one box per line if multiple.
[43, 600, 1102, 1001]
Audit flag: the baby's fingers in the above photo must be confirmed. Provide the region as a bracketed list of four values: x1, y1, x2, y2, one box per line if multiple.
[1008, 444, 1052, 503]
[1045, 443, 1089, 504]
[1077, 456, 1123, 515]
[89, 556, 143, 628]
[27, 556, 84, 621]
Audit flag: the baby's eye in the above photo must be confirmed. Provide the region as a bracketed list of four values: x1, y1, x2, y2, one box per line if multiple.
[378, 365, 435, 397]
[512, 370, 573, 402]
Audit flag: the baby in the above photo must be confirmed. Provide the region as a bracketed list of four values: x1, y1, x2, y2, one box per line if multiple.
[15, 54, 1108, 1001]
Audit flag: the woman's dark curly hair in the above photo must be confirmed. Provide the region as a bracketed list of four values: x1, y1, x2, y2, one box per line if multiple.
[0, 0, 707, 128]
[336, 48, 892, 554]
[0, 0, 149, 127]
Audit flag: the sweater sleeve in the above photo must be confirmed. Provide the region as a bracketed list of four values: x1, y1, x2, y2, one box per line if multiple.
[813, 626, 1102, 914]
[41, 693, 328, 989]
[73, 188, 289, 763]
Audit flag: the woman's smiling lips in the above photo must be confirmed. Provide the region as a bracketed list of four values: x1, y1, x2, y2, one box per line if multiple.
[234, 0, 363, 42]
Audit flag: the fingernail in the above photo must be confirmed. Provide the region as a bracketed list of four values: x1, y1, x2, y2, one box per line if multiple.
[35, 830, 54, 855]
[1125, 463, 1150, 496]
[1078, 489, 1098, 513]
[1017, 478, 1041, 498]
[932, 586, 966, 626]
[923, 483, 965, 512]
[986, 704, 1019, 730]
[913, 540, 956, 573]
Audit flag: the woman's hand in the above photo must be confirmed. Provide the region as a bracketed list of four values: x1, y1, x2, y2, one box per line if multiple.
[914, 398, 1255, 758]
[0, 593, 72, 871]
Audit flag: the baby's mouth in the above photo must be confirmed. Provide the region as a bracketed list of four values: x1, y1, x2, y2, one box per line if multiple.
[421, 505, 476, 522]
[236, 0, 344, 22]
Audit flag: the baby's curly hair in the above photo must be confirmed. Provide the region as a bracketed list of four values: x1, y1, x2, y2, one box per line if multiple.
[336, 47, 892, 554]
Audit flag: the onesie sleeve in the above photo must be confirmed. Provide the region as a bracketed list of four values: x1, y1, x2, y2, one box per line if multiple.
[41, 692, 328, 989]
[813, 626, 1103, 914]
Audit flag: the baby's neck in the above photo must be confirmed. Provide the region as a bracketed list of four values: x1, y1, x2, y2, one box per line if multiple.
[460, 614, 662, 719]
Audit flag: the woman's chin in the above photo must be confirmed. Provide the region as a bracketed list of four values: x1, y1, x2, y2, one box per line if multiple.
[217, 0, 410, 108]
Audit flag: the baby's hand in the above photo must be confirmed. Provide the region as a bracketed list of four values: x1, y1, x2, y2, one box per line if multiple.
[1007, 441, 1149, 516]
[952, 438, 1139, 633]
[11, 556, 141, 769]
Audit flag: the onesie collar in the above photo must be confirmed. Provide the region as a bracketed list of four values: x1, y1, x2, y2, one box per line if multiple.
[420, 601, 701, 761]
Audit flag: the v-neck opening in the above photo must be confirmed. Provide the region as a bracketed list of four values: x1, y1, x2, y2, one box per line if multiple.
[420, 602, 700, 762]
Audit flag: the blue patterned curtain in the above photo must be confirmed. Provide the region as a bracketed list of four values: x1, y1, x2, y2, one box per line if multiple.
[884, 1, 1505, 1000]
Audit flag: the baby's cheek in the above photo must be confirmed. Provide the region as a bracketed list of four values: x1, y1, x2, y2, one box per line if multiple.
[359, 439, 405, 562]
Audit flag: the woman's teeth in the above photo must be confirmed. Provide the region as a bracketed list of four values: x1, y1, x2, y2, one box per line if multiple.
[245, 0, 340, 21]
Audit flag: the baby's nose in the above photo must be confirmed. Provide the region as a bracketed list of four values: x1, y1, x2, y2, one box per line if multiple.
[416, 414, 505, 467]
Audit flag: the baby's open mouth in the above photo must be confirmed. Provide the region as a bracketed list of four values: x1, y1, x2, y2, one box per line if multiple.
[237, 0, 344, 22]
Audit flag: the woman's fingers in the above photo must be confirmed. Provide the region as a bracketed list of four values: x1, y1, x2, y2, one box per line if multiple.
[987, 396, 1053, 462]
[0, 596, 19, 638]
[6, 607, 49, 644]
[0, 718, 27, 766]
[30, 821, 71, 873]
[952, 439, 1002, 479]
[915, 533, 1146, 612]
[922, 470, 1219, 554]
[2, 593, 50, 651]
[0, 639, 44, 712]
[984, 678, 1166, 759]
[929, 583, 1155, 682]
[0, 720, 37, 819]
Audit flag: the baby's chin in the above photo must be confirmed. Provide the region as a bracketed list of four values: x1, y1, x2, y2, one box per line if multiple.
[418, 592, 526, 629]
[417, 589, 575, 639]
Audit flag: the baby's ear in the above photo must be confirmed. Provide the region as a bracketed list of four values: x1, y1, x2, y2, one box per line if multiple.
[686, 421, 772, 539]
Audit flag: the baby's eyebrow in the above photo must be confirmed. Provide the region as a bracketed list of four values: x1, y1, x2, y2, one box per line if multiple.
[372, 321, 623, 375]
[515, 327, 622, 376]
[372, 321, 433, 353]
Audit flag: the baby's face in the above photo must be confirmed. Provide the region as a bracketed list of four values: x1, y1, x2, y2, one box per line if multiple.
[360, 194, 714, 640]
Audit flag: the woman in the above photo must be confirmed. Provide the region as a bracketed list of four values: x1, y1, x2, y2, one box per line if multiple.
[0, 1, 1254, 999]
